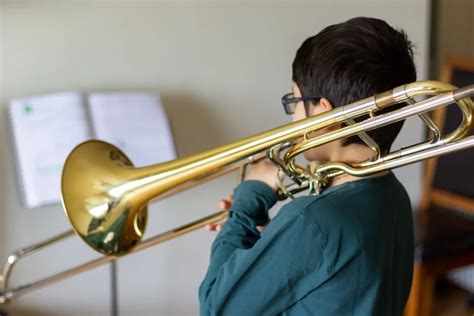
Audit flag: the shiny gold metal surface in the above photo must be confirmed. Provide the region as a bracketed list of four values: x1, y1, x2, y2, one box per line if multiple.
[2, 81, 473, 302]
[61, 81, 474, 256]
[61, 141, 147, 255]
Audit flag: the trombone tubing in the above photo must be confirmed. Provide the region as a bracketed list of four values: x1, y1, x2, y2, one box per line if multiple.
[2, 133, 473, 303]
[300, 85, 474, 177]
[0, 154, 264, 303]
[107, 82, 456, 208]
[285, 84, 473, 161]
[0, 210, 227, 303]
[102, 82, 399, 201]
[0, 230, 74, 292]
[2, 81, 473, 302]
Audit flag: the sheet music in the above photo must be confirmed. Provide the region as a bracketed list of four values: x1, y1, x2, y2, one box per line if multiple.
[9, 92, 93, 208]
[87, 92, 176, 167]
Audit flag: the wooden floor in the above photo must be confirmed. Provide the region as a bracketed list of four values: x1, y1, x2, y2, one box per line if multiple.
[434, 281, 474, 316]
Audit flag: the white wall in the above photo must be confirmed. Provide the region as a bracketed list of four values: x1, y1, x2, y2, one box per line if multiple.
[0, 1, 430, 315]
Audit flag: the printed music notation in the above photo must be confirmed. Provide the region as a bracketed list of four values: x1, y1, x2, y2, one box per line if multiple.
[9, 91, 176, 208]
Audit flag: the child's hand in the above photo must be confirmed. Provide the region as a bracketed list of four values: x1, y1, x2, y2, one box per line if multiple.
[246, 159, 282, 191]
[205, 193, 268, 233]
[206, 195, 232, 232]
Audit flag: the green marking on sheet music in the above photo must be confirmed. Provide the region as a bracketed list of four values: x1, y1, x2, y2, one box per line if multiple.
[24, 103, 33, 114]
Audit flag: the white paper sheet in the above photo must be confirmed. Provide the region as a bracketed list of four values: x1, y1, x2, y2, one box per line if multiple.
[9, 92, 93, 208]
[87, 92, 176, 167]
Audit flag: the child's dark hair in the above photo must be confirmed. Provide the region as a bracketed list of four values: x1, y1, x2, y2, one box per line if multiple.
[292, 17, 416, 153]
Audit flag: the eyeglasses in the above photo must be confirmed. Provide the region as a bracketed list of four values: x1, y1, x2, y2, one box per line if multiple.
[281, 93, 323, 115]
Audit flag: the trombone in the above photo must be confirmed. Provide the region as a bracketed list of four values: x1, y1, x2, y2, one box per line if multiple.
[1, 81, 473, 303]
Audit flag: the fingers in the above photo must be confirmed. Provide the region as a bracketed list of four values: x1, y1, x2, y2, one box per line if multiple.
[205, 223, 221, 231]
[205, 217, 227, 231]
[245, 159, 281, 191]
[206, 194, 232, 232]
[218, 200, 229, 210]
[205, 194, 270, 233]
[219, 194, 233, 210]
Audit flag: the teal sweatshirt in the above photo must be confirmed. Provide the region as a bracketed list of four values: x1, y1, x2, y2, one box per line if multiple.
[199, 172, 414, 315]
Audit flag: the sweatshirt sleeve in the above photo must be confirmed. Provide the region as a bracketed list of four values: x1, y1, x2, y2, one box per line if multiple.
[199, 180, 326, 315]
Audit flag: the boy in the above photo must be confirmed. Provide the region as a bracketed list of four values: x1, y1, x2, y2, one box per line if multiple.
[199, 17, 416, 315]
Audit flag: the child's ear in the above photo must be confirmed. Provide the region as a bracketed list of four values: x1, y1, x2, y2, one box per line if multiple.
[320, 98, 334, 112]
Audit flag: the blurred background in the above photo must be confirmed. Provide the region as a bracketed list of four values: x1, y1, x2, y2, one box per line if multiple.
[0, 0, 472, 315]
